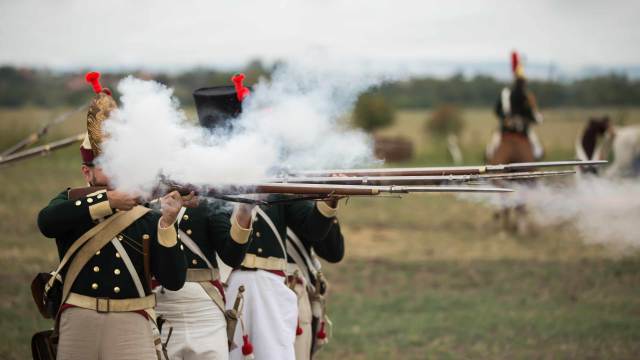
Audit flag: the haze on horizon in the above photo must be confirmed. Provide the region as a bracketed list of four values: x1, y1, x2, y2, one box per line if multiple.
[1, 0, 639, 78]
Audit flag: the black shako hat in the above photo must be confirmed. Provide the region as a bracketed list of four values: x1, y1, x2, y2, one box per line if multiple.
[193, 73, 251, 129]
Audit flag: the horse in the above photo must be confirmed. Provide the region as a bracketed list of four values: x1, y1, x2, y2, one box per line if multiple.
[576, 116, 640, 178]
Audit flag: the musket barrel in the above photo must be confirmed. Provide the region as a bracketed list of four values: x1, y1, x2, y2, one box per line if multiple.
[0, 133, 85, 167]
[290, 160, 606, 177]
[265, 170, 575, 186]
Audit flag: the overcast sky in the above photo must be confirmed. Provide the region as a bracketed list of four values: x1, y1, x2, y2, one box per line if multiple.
[1, 0, 639, 75]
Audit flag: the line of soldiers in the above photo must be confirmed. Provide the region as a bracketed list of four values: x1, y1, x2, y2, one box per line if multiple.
[34, 73, 345, 360]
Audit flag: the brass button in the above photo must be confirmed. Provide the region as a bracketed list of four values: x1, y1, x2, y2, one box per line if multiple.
[114, 269, 121, 275]
[113, 286, 120, 293]
[333, 219, 339, 224]
[183, 214, 189, 221]
[93, 266, 100, 273]
[257, 248, 263, 253]
[192, 259, 198, 265]
[75, 200, 81, 206]
[186, 229, 192, 235]
[91, 283, 98, 290]
[95, 250, 101, 255]
[87, 197, 94, 204]
[180, 245, 184, 251]
[142, 234, 150, 240]
[117, 235, 123, 241]
[115, 252, 121, 258]
[97, 193, 103, 199]
[255, 232, 261, 238]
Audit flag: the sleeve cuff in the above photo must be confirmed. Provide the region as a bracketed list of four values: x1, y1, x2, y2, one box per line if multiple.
[230, 205, 253, 244]
[157, 220, 178, 247]
[317, 201, 339, 218]
[87, 190, 113, 220]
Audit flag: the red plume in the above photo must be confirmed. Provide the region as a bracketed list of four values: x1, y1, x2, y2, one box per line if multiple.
[85, 72, 102, 94]
[231, 73, 251, 102]
[511, 51, 520, 74]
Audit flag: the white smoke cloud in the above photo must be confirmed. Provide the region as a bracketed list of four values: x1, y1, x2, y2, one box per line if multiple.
[99, 61, 390, 196]
[464, 177, 640, 249]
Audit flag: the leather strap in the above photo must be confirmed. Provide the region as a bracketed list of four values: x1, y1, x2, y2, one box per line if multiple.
[198, 281, 226, 314]
[46, 209, 124, 291]
[241, 253, 287, 271]
[186, 268, 219, 282]
[66, 292, 156, 312]
[61, 206, 151, 306]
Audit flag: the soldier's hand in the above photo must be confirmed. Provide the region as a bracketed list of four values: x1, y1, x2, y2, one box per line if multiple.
[159, 191, 183, 228]
[323, 173, 347, 208]
[107, 190, 138, 211]
[181, 191, 199, 208]
[235, 203, 255, 229]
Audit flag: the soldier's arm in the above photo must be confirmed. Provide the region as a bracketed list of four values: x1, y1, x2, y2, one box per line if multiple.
[285, 200, 336, 247]
[38, 189, 114, 238]
[313, 220, 345, 263]
[208, 203, 253, 268]
[150, 213, 187, 291]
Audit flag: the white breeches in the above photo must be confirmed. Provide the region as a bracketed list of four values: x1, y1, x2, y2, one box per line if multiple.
[155, 282, 228, 360]
[225, 270, 298, 360]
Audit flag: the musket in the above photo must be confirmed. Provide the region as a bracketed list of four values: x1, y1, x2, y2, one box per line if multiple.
[0, 105, 85, 157]
[68, 182, 513, 205]
[289, 160, 607, 177]
[265, 170, 575, 186]
[0, 133, 85, 167]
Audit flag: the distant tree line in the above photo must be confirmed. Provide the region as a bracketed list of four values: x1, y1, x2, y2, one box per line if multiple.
[0, 64, 639, 109]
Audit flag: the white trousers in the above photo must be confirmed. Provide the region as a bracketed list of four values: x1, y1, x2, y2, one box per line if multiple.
[155, 282, 228, 360]
[225, 270, 298, 360]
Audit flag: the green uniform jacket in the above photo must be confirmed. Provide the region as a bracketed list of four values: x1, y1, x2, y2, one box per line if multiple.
[178, 201, 251, 270]
[242, 197, 337, 268]
[38, 189, 187, 299]
[287, 219, 344, 265]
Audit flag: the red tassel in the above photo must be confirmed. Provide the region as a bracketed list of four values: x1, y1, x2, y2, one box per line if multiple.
[296, 320, 303, 336]
[85, 71, 111, 96]
[241, 334, 254, 359]
[316, 321, 327, 340]
[511, 51, 520, 74]
[231, 73, 250, 102]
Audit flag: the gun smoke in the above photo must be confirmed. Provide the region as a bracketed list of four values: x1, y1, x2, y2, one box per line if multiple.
[465, 177, 640, 249]
[99, 62, 392, 196]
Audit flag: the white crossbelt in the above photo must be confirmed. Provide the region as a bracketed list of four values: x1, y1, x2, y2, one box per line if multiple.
[177, 207, 215, 270]
[111, 238, 146, 297]
[255, 207, 287, 258]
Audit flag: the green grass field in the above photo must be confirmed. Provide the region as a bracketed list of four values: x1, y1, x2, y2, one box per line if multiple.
[1, 107, 640, 359]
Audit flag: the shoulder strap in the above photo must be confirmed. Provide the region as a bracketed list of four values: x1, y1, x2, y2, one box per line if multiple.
[176, 207, 215, 269]
[255, 207, 287, 258]
[46, 210, 124, 290]
[61, 206, 151, 304]
[286, 228, 320, 274]
[286, 240, 315, 293]
[180, 230, 215, 269]
[111, 238, 146, 297]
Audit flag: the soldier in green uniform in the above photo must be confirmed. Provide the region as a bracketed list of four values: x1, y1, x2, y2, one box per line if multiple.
[154, 199, 254, 360]
[37, 72, 190, 360]
[190, 74, 339, 360]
